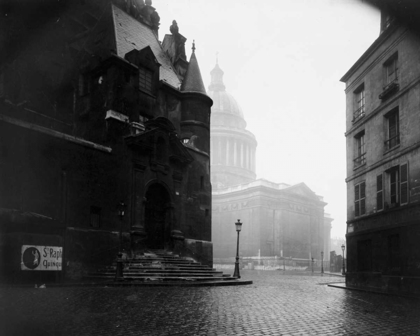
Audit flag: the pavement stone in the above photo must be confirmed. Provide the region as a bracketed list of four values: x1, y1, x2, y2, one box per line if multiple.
[0, 270, 420, 335]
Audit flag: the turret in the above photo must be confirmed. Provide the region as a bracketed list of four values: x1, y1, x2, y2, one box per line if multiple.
[180, 42, 212, 154]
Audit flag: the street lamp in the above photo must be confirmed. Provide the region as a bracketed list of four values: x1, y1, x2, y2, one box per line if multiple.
[321, 251, 324, 274]
[233, 219, 242, 279]
[115, 202, 125, 281]
[341, 244, 346, 275]
[311, 257, 314, 274]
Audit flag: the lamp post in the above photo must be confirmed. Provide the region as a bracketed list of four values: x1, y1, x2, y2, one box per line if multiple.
[115, 202, 125, 281]
[233, 219, 242, 279]
[311, 257, 314, 274]
[321, 251, 324, 274]
[341, 244, 346, 275]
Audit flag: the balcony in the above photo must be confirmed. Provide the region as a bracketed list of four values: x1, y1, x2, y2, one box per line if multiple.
[379, 78, 399, 100]
[352, 106, 365, 123]
[353, 153, 366, 168]
[384, 134, 400, 151]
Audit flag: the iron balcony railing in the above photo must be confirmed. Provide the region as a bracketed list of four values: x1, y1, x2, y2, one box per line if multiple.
[353, 153, 366, 167]
[352, 106, 365, 122]
[383, 77, 398, 91]
[379, 78, 399, 100]
[384, 134, 400, 151]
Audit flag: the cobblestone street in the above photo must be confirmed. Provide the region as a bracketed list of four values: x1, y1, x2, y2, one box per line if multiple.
[1, 271, 420, 336]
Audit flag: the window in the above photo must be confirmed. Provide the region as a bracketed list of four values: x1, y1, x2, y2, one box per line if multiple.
[385, 163, 408, 208]
[354, 131, 366, 167]
[353, 84, 365, 121]
[357, 239, 372, 271]
[381, 13, 395, 33]
[389, 168, 398, 205]
[355, 181, 366, 217]
[376, 174, 383, 211]
[384, 54, 398, 88]
[379, 54, 399, 100]
[400, 163, 409, 205]
[139, 67, 153, 93]
[385, 109, 399, 151]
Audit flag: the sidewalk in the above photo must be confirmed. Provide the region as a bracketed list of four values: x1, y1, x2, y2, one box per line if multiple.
[328, 281, 420, 300]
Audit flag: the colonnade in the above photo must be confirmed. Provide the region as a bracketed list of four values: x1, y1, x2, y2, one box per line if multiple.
[210, 136, 256, 172]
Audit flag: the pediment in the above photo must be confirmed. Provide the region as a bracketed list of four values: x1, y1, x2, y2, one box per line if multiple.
[285, 183, 320, 201]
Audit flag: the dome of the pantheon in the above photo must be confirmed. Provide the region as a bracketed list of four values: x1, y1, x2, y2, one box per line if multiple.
[208, 62, 257, 189]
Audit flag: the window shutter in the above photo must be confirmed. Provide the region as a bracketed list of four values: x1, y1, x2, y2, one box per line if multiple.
[400, 163, 409, 205]
[376, 174, 383, 211]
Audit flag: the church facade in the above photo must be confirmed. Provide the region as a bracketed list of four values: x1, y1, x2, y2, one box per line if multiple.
[0, 0, 212, 283]
[208, 64, 331, 264]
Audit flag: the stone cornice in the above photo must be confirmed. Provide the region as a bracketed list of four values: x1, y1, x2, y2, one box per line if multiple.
[0, 113, 112, 153]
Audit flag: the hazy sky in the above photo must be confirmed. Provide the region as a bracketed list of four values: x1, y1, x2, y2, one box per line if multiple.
[154, 0, 380, 238]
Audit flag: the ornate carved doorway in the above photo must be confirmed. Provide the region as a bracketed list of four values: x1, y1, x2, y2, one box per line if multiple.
[144, 183, 171, 249]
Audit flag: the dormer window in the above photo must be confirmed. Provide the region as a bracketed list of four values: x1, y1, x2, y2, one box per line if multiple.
[381, 13, 395, 33]
[124, 46, 161, 97]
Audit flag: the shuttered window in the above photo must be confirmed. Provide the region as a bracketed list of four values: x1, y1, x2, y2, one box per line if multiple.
[376, 174, 383, 211]
[400, 163, 409, 205]
[355, 181, 366, 217]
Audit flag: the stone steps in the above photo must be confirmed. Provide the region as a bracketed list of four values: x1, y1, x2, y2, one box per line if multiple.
[85, 249, 251, 286]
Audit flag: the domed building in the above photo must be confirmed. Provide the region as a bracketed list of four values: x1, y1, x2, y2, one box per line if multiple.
[208, 62, 257, 189]
[209, 63, 332, 268]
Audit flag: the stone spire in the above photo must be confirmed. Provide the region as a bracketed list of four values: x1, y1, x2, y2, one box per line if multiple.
[181, 42, 206, 94]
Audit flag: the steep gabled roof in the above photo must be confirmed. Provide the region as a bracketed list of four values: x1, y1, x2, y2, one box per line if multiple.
[112, 5, 182, 89]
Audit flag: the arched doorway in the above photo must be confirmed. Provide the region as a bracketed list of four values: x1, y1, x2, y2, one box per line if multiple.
[144, 183, 171, 249]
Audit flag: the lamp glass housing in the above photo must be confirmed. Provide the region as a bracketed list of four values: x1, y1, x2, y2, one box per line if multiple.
[235, 220, 242, 232]
[341, 244, 345, 252]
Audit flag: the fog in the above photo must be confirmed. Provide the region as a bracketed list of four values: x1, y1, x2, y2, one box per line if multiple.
[154, 0, 380, 238]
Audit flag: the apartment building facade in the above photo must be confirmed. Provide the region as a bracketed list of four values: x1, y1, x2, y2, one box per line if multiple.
[341, 13, 420, 295]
